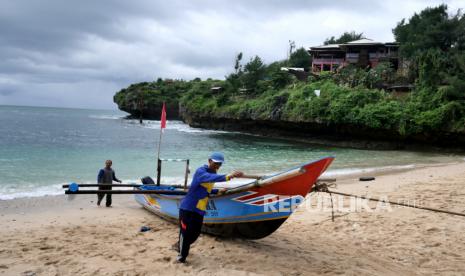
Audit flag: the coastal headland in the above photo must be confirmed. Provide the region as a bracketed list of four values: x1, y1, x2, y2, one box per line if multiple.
[114, 5, 465, 150]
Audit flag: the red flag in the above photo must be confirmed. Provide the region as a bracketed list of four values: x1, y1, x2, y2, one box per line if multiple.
[160, 102, 166, 129]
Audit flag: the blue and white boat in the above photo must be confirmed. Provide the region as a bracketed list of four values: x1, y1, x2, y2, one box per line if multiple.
[135, 157, 334, 239]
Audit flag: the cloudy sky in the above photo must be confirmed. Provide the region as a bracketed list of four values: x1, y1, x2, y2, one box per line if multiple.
[0, 0, 462, 109]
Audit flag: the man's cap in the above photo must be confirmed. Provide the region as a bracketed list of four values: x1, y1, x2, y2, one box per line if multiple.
[209, 152, 225, 163]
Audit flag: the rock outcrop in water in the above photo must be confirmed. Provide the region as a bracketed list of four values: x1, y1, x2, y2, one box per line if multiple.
[115, 98, 179, 120]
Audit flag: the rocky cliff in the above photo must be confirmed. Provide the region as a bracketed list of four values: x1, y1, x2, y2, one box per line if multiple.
[179, 104, 465, 150]
[115, 79, 465, 150]
[115, 97, 179, 120]
[113, 80, 191, 119]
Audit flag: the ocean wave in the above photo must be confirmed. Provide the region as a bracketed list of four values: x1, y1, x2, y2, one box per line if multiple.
[0, 184, 64, 200]
[0, 176, 254, 200]
[137, 120, 232, 134]
[321, 164, 417, 178]
[89, 114, 125, 120]
[0, 177, 186, 200]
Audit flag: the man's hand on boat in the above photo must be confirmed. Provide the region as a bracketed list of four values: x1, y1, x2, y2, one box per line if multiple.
[228, 170, 244, 179]
[216, 187, 228, 195]
[230, 171, 264, 180]
[215, 171, 243, 195]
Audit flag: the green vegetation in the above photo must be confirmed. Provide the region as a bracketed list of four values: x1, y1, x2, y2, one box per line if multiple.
[113, 78, 193, 117]
[181, 78, 465, 136]
[114, 5, 465, 141]
[394, 5, 465, 88]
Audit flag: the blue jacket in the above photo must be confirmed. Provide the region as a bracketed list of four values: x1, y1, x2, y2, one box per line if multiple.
[97, 169, 120, 183]
[180, 165, 230, 215]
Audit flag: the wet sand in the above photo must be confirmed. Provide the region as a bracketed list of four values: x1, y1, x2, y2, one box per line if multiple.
[1, 162, 465, 275]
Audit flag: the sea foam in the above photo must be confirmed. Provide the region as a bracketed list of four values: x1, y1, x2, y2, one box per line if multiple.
[140, 120, 231, 134]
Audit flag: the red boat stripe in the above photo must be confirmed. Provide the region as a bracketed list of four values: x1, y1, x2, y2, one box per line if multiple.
[232, 191, 259, 201]
[248, 195, 280, 205]
[250, 195, 305, 206]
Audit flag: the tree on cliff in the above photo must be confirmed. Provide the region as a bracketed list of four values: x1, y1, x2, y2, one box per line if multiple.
[288, 47, 312, 71]
[226, 52, 244, 92]
[242, 55, 267, 94]
[393, 5, 465, 95]
[324, 31, 365, 45]
[234, 52, 243, 74]
[393, 5, 459, 58]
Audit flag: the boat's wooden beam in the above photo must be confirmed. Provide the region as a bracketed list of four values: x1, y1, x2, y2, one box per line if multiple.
[221, 168, 305, 195]
[241, 175, 262, 180]
[63, 178, 335, 194]
[65, 190, 187, 195]
[62, 184, 142, 188]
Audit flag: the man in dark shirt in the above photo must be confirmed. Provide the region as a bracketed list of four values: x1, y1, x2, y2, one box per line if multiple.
[97, 159, 122, 207]
[176, 152, 243, 263]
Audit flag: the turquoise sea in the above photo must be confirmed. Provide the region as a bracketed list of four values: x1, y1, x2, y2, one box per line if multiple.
[0, 105, 463, 200]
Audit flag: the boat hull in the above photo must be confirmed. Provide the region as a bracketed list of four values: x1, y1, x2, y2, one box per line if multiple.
[137, 198, 289, 239]
[135, 157, 334, 239]
[202, 217, 287, 239]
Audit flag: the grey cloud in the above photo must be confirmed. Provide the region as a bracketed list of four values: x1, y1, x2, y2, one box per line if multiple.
[0, 88, 15, 96]
[0, 0, 461, 109]
[0, 80, 123, 109]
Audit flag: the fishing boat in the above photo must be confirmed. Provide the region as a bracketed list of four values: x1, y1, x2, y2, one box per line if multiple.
[134, 156, 334, 239]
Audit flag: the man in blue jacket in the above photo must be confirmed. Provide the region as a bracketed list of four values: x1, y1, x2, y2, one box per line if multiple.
[97, 159, 122, 207]
[176, 152, 243, 263]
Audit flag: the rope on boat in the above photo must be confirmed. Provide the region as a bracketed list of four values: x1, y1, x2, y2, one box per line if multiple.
[222, 167, 305, 195]
[312, 182, 337, 221]
[312, 182, 465, 218]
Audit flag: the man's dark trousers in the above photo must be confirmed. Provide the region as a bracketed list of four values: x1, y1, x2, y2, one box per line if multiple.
[178, 209, 204, 260]
[97, 185, 112, 207]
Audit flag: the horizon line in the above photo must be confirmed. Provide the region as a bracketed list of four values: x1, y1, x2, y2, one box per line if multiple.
[0, 104, 123, 112]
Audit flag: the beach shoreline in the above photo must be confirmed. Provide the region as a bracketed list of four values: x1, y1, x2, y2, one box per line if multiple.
[4, 159, 463, 201]
[1, 162, 465, 275]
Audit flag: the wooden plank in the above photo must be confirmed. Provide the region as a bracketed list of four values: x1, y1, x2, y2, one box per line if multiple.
[65, 190, 187, 195]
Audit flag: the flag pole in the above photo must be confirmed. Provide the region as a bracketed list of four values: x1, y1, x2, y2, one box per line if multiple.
[156, 123, 163, 161]
[156, 102, 166, 185]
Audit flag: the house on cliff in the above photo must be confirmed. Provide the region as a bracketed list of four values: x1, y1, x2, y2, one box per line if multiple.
[308, 39, 399, 74]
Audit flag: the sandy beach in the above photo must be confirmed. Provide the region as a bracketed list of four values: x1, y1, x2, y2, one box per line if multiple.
[1, 162, 465, 276]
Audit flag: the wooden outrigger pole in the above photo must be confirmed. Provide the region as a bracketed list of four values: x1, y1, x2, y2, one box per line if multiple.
[65, 189, 187, 195]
